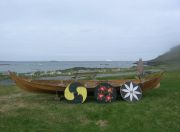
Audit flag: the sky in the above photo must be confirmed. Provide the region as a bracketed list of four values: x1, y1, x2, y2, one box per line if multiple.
[0, 0, 180, 61]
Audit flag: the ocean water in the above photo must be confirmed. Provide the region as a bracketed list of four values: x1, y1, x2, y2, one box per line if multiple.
[0, 61, 135, 73]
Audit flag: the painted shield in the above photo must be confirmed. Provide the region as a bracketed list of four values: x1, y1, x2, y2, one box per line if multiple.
[120, 82, 142, 102]
[94, 83, 117, 103]
[64, 82, 87, 104]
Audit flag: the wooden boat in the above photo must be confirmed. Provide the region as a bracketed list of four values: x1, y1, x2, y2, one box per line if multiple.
[9, 71, 163, 103]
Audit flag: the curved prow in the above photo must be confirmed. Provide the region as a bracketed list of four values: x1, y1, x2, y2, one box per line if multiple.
[141, 72, 163, 91]
[8, 71, 62, 93]
[8, 71, 34, 92]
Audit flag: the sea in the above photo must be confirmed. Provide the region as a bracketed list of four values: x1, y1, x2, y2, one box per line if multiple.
[0, 61, 135, 73]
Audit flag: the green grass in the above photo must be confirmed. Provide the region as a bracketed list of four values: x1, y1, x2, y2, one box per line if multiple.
[96, 75, 136, 80]
[0, 71, 180, 132]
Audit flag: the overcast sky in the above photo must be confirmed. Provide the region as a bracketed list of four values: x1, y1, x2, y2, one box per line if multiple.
[0, 0, 180, 61]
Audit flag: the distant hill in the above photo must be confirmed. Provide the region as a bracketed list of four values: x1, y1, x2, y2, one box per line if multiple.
[147, 45, 180, 65]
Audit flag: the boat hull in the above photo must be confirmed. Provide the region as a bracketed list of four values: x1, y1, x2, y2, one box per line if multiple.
[9, 72, 163, 94]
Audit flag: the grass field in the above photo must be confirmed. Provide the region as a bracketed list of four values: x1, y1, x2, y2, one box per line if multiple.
[0, 70, 180, 132]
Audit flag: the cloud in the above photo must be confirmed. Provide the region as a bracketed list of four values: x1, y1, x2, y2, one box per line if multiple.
[0, 0, 180, 61]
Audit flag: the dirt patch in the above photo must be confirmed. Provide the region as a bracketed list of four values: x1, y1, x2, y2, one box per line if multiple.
[0, 96, 44, 113]
[0, 93, 23, 100]
[79, 116, 92, 125]
[96, 120, 108, 127]
[0, 109, 3, 114]
[0, 100, 27, 113]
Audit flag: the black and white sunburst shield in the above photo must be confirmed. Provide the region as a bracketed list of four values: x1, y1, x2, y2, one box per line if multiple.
[120, 82, 142, 102]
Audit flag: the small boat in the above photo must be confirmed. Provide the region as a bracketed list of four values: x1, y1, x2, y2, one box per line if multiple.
[9, 71, 163, 103]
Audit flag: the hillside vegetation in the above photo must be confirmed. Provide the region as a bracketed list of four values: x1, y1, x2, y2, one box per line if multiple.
[148, 45, 180, 66]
